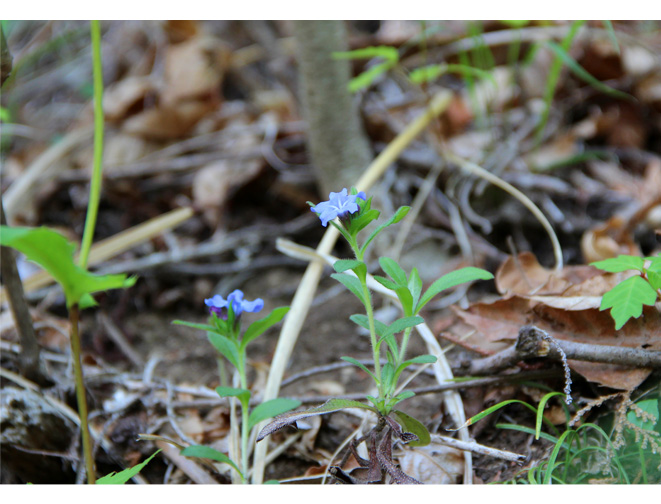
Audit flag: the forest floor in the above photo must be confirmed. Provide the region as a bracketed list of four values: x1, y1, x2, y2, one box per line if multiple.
[1, 20, 660, 485]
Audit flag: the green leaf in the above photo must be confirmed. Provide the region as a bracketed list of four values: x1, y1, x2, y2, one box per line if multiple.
[409, 63, 496, 86]
[360, 206, 410, 256]
[379, 257, 408, 285]
[373, 275, 399, 291]
[394, 286, 414, 317]
[395, 354, 437, 380]
[256, 398, 377, 442]
[0, 226, 136, 308]
[381, 362, 395, 390]
[391, 410, 431, 447]
[334, 259, 365, 273]
[347, 208, 380, 235]
[341, 356, 376, 382]
[331, 273, 366, 304]
[216, 386, 250, 404]
[600, 275, 658, 330]
[241, 306, 289, 350]
[348, 61, 395, 93]
[645, 256, 661, 291]
[382, 316, 424, 339]
[417, 267, 493, 313]
[208, 332, 241, 369]
[180, 445, 242, 477]
[96, 450, 160, 484]
[591, 255, 646, 273]
[332, 46, 399, 62]
[391, 390, 415, 403]
[249, 398, 302, 430]
[500, 20, 530, 28]
[544, 41, 632, 101]
[408, 269, 423, 312]
[172, 320, 216, 332]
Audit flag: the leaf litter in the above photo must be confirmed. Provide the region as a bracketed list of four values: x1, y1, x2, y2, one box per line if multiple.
[1, 20, 660, 484]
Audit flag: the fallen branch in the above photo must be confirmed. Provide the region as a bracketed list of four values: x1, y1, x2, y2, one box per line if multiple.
[463, 325, 661, 377]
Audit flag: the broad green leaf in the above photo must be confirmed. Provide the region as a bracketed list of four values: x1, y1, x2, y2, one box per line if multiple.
[391, 410, 431, 447]
[208, 332, 241, 369]
[0, 226, 136, 308]
[382, 316, 424, 339]
[341, 356, 376, 381]
[645, 256, 661, 291]
[545, 41, 632, 101]
[332, 46, 399, 62]
[331, 273, 366, 304]
[333, 259, 365, 273]
[216, 386, 250, 404]
[600, 275, 658, 330]
[379, 257, 408, 285]
[417, 267, 493, 312]
[347, 208, 380, 235]
[381, 362, 395, 391]
[591, 255, 646, 273]
[241, 306, 289, 350]
[360, 206, 410, 256]
[408, 268, 423, 312]
[394, 286, 414, 316]
[180, 445, 242, 477]
[256, 398, 377, 442]
[373, 275, 399, 291]
[249, 398, 301, 430]
[96, 450, 160, 484]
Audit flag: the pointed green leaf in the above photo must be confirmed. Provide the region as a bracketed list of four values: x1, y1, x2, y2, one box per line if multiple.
[395, 354, 437, 381]
[216, 386, 250, 404]
[417, 267, 493, 313]
[381, 362, 395, 390]
[394, 286, 414, 316]
[333, 259, 365, 273]
[360, 206, 410, 256]
[208, 332, 241, 369]
[382, 316, 424, 339]
[0, 225, 136, 308]
[392, 390, 416, 403]
[391, 410, 431, 447]
[332, 46, 399, 62]
[180, 445, 242, 477]
[96, 450, 160, 484]
[241, 306, 289, 350]
[373, 275, 399, 291]
[341, 356, 376, 382]
[348, 61, 395, 92]
[408, 268, 423, 311]
[600, 275, 658, 330]
[645, 256, 661, 291]
[256, 399, 377, 441]
[248, 398, 302, 430]
[591, 255, 646, 273]
[544, 41, 632, 101]
[172, 320, 216, 332]
[331, 273, 366, 304]
[379, 257, 407, 285]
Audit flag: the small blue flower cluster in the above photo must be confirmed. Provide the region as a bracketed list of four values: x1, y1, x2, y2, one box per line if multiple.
[205, 289, 263, 318]
[310, 188, 366, 227]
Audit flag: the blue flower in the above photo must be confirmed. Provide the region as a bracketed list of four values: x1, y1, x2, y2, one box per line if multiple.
[310, 188, 367, 227]
[205, 290, 264, 318]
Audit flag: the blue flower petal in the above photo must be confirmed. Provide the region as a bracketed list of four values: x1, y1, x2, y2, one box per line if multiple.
[311, 188, 367, 227]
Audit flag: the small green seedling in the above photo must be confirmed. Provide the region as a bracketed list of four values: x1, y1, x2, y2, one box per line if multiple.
[96, 450, 160, 484]
[591, 254, 661, 330]
[174, 293, 299, 483]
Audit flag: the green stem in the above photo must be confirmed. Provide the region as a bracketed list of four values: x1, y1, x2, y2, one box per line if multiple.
[238, 355, 249, 483]
[79, 20, 104, 269]
[397, 326, 414, 365]
[69, 305, 96, 483]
